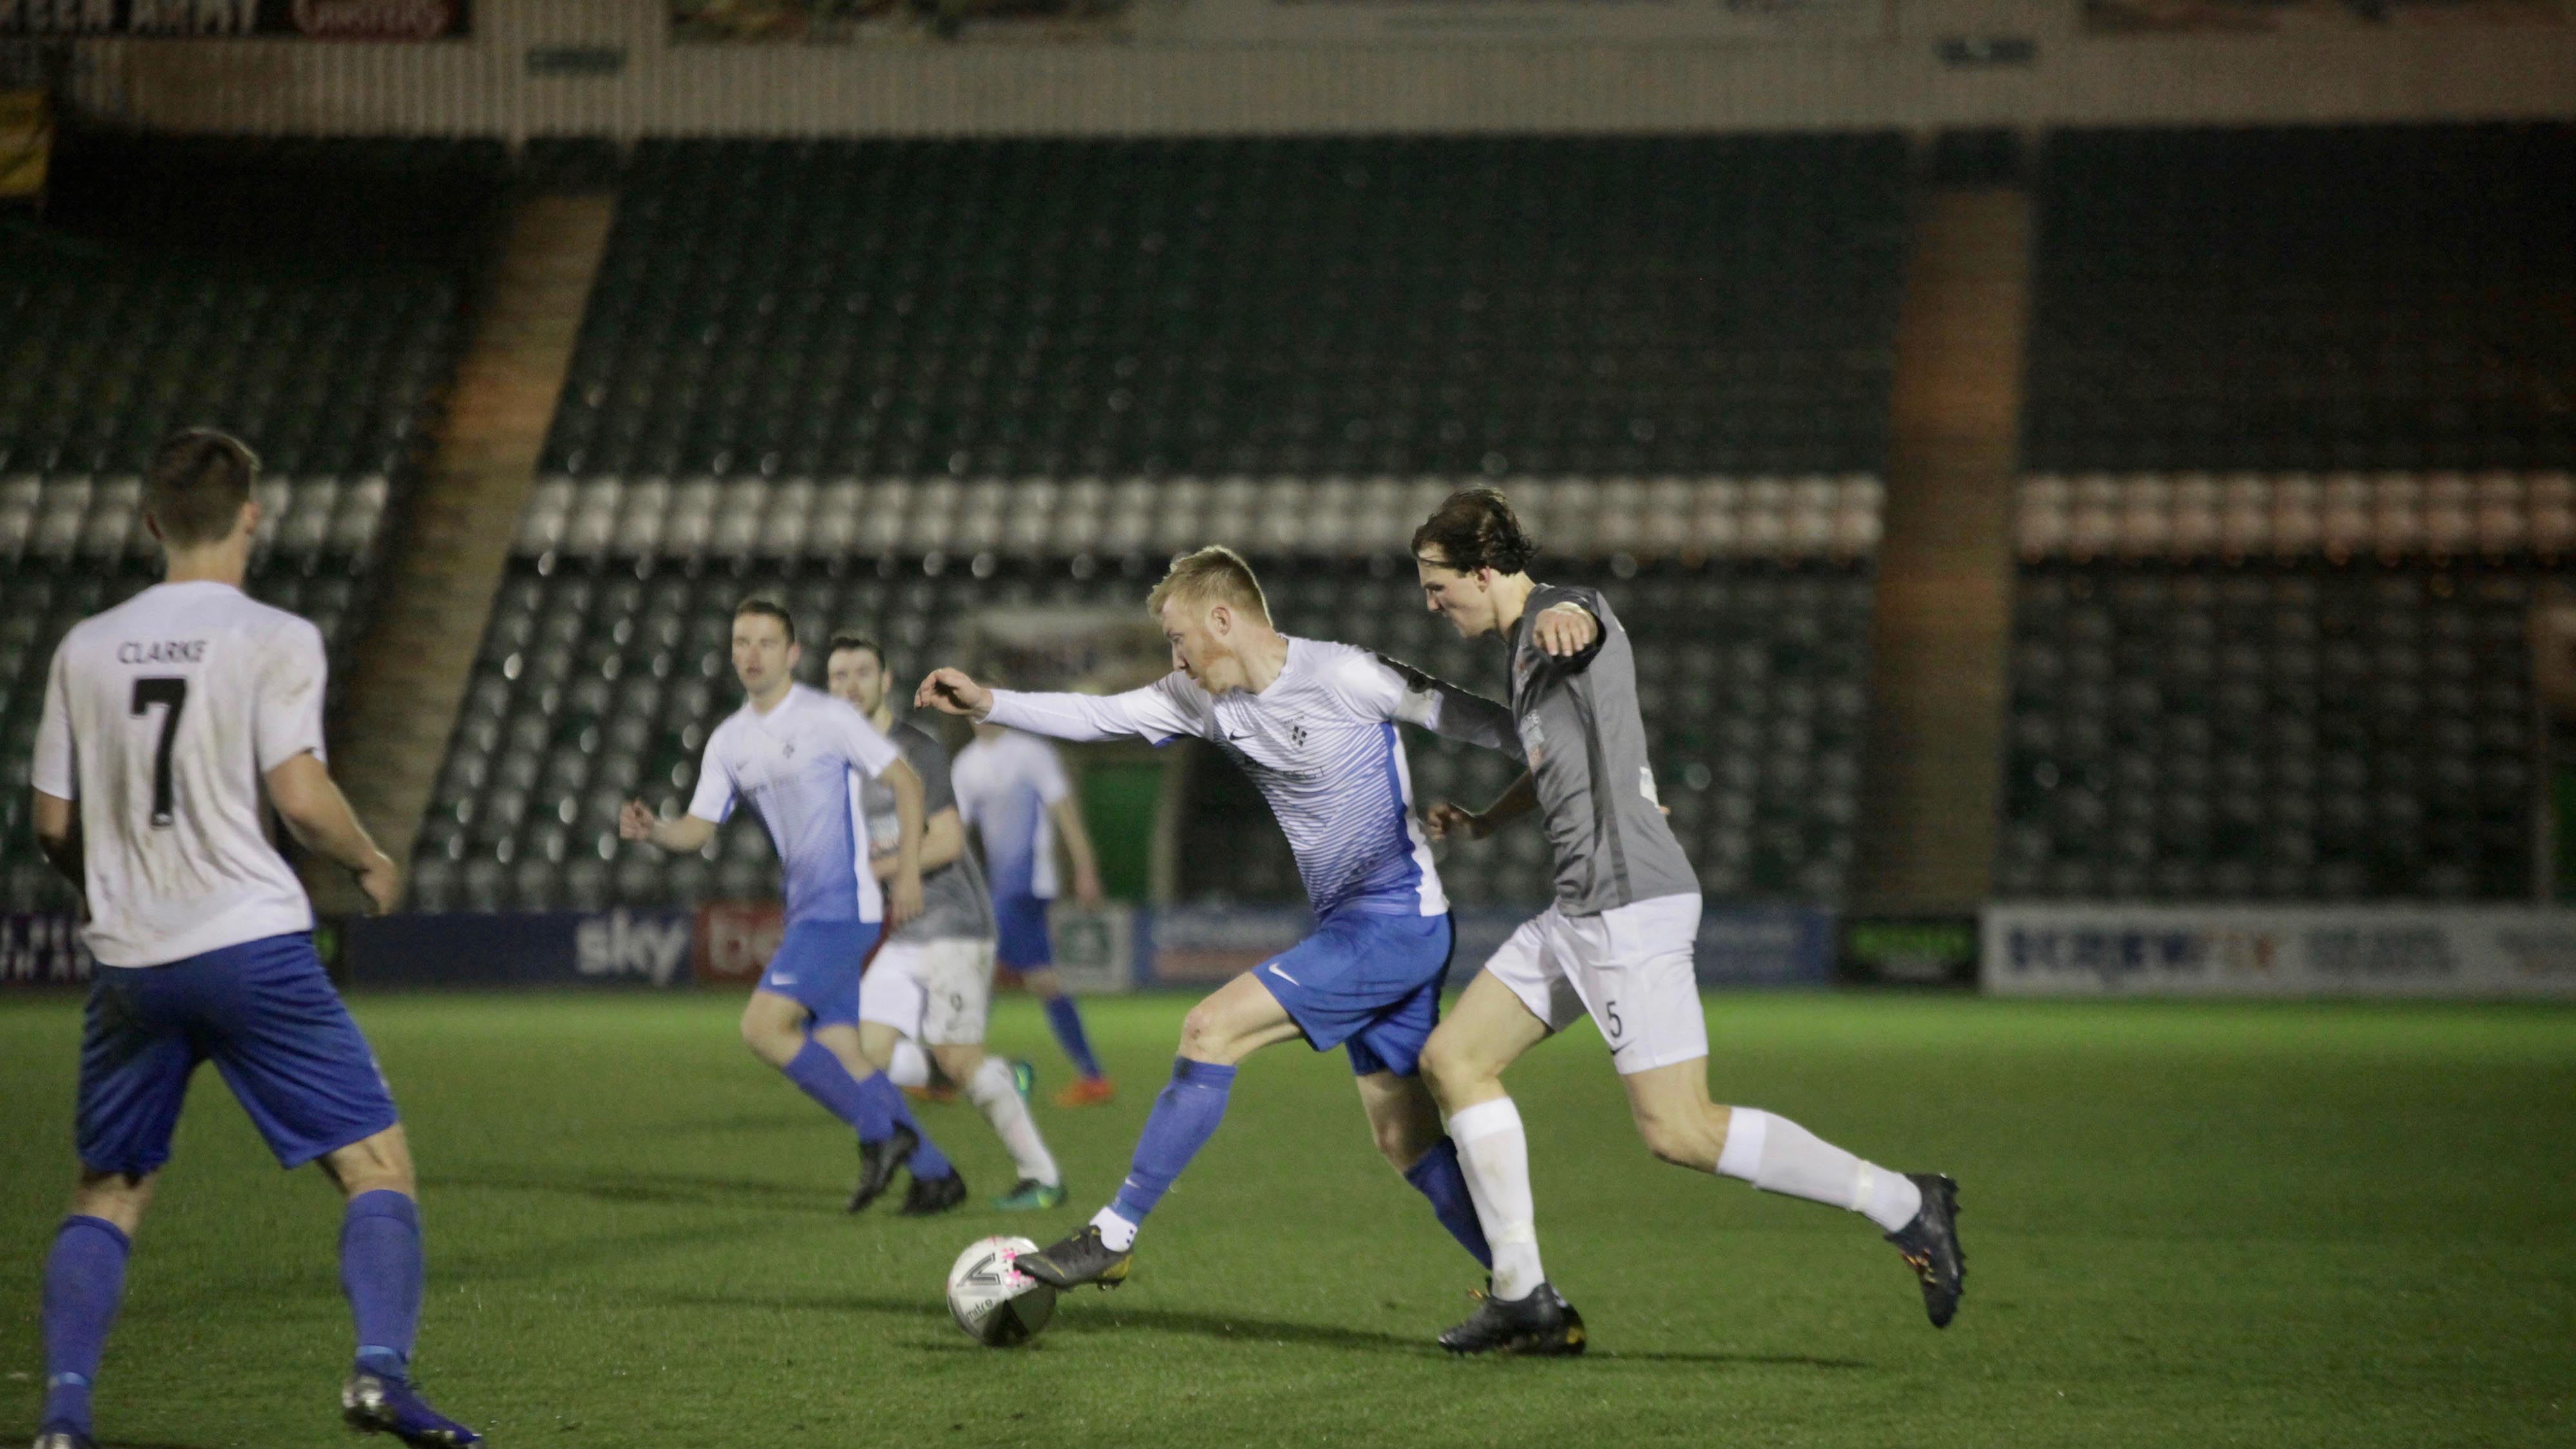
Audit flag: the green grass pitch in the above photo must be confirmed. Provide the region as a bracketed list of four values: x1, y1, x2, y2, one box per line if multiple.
[4, 990, 2572, 1448]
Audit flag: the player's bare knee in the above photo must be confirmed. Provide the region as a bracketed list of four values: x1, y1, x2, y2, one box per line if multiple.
[1373, 1118, 1431, 1171]
[1416, 1033, 1460, 1091]
[1417, 1034, 1488, 1108]
[338, 1163, 416, 1198]
[71, 1169, 154, 1233]
[1177, 999, 1233, 1062]
[851, 1024, 901, 1073]
[323, 1128, 417, 1199]
[739, 1003, 799, 1066]
[742, 1027, 794, 1068]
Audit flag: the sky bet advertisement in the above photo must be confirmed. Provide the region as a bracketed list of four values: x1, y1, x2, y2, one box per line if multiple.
[343, 910, 695, 989]
[15, 902, 1830, 991]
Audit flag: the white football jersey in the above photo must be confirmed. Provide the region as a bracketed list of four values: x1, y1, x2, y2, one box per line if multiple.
[951, 729, 1072, 902]
[982, 638, 1449, 920]
[686, 684, 903, 927]
[31, 580, 327, 967]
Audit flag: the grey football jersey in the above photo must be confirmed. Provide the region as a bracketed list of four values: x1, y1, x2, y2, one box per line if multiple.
[1482, 583, 1701, 916]
[863, 717, 995, 943]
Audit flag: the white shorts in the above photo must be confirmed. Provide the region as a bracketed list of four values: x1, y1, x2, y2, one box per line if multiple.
[1478, 893, 1707, 1075]
[857, 938, 997, 1047]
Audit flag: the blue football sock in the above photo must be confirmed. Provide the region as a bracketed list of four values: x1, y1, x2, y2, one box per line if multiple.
[784, 1039, 894, 1140]
[1404, 1137, 1493, 1269]
[42, 1215, 131, 1436]
[870, 1077, 954, 1180]
[1043, 994, 1106, 1081]
[340, 1190, 424, 1380]
[1108, 1057, 1238, 1224]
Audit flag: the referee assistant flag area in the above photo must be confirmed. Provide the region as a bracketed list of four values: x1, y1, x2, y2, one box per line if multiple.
[3, 992, 2569, 1447]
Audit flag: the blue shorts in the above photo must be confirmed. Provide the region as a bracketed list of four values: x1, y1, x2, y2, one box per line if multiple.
[77, 933, 400, 1176]
[1253, 909, 1455, 1078]
[757, 918, 880, 1027]
[993, 895, 1052, 970]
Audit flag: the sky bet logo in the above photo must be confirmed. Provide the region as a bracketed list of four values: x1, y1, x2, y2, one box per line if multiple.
[574, 910, 690, 987]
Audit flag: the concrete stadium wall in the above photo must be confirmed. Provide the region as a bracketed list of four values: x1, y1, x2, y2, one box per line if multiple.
[42, 0, 2576, 138]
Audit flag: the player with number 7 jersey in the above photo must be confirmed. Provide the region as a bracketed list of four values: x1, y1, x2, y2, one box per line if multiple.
[39, 591, 334, 965]
[27, 429, 477, 1449]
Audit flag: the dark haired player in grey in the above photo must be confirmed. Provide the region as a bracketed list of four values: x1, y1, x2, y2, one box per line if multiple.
[826, 634, 1065, 1214]
[1394, 487, 1965, 1356]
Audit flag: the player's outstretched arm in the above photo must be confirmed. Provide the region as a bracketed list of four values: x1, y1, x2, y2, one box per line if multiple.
[620, 799, 718, 856]
[928, 672, 1195, 746]
[267, 752, 401, 914]
[1368, 651, 1520, 758]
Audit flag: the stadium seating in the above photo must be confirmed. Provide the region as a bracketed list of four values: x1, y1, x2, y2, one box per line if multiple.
[2024, 124, 2576, 475]
[2009, 124, 2573, 902]
[546, 135, 1909, 481]
[411, 132, 1908, 914]
[2014, 471, 2576, 562]
[410, 542, 1875, 913]
[507, 474, 1886, 565]
[2005, 472, 2553, 901]
[0, 133, 500, 911]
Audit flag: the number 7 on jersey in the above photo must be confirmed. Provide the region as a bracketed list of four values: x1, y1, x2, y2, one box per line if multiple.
[131, 676, 188, 828]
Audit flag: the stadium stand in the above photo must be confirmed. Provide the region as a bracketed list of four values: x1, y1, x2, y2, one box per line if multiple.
[546, 134, 1908, 481]
[0, 132, 501, 911]
[414, 477, 1882, 912]
[2024, 124, 2575, 476]
[2006, 124, 2576, 901]
[411, 133, 1909, 913]
[2002, 553, 2538, 902]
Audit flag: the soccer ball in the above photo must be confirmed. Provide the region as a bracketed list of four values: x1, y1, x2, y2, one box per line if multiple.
[945, 1235, 1057, 1347]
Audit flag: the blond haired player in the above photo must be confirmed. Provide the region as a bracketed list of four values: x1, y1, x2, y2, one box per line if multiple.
[916, 547, 1507, 1298]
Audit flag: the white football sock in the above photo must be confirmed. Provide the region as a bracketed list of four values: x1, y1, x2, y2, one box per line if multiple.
[968, 1056, 1060, 1188]
[1714, 1107, 1922, 1233]
[886, 1038, 932, 1090]
[1446, 1097, 1546, 1302]
[1090, 1206, 1139, 1253]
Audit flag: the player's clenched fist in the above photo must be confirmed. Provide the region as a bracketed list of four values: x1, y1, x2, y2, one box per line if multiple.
[1531, 601, 1600, 658]
[618, 798, 660, 841]
[915, 667, 993, 718]
[1423, 800, 1491, 842]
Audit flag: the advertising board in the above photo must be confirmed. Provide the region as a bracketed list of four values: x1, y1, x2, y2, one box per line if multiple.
[1984, 904, 2576, 999]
